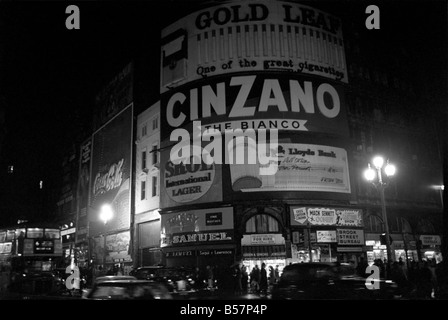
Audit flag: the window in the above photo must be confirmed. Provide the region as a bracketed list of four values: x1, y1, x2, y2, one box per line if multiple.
[245, 214, 279, 233]
[401, 218, 412, 233]
[152, 176, 158, 197]
[365, 215, 383, 232]
[139, 220, 161, 248]
[44, 229, 60, 239]
[141, 123, 147, 137]
[141, 181, 146, 200]
[152, 144, 158, 165]
[141, 150, 147, 171]
[416, 219, 435, 234]
[27, 228, 44, 238]
[152, 116, 158, 130]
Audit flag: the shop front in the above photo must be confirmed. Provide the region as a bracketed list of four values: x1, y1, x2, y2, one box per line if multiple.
[391, 237, 418, 264]
[160, 207, 235, 268]
[290, 206, 365, 263]
[241, 233, 287, 274]
[291, 229, 337, 263]
[90, 230, 133, 274]
[365, 233, 419, 265]
[75, 226, 89, 268]
[61, 225, 76, 266]
[419, 235, 442, 262]
[336, 228, 365, 263]
[163, 245, 235, 269]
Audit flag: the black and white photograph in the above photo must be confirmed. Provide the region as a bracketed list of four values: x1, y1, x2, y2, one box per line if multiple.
[0, 0, 447, 313]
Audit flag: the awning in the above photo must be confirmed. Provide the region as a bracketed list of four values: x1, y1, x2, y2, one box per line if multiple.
[242, 245, 286, 259]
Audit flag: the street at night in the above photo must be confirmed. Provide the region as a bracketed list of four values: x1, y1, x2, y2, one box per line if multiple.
[0, 0, 447, 315]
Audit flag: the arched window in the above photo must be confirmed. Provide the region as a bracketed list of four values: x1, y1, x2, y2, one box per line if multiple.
[245, 214, 279, 233]
[416, 219, 435, 234]
[365, 215, 383, 232]
[400, 218, 413, 233]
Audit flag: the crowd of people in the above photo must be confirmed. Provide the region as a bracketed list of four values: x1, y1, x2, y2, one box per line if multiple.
[183, 262, 281, 296]
[356, 257, 448, 299]
[231, 262, 281, 296]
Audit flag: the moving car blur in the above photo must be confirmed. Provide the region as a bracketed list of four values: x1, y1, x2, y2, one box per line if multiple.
[82, 276, 173, 300]
[271, 262, 402, 300]
[131, 266, 196, 296]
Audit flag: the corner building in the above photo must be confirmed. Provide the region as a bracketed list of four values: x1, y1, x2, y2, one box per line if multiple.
[155, 0, 443, 271]
[158, 0, 365, 272]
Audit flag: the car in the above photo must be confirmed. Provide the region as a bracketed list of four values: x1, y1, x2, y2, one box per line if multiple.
[132, 266, 196, 294]
[94, 275, 137, 283]
[271, 262, 401, 300]
[130, 266, 164, 280]
[82, 277, 173, 300]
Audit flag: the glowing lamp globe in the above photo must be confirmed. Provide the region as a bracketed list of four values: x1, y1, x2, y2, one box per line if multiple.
[364, 165, 376, 181]
[372, 156, 384, 169]
[99, 204, 113, 224]
[384, 163, 396, 177]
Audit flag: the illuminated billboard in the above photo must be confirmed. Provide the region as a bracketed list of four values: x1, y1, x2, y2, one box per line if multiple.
[161, 0, 347, 91]
[160, 73, 348, 140]
[89, 104, 133, 236]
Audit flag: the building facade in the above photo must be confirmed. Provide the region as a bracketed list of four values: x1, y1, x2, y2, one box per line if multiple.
[134, 102, 162, 267]
[47, 0, 444, 274]
[152, 0, 444, 272]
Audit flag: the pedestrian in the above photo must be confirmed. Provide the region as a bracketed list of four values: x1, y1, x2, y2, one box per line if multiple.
[206, 265, 214, 290]
[268, 266, 275, 292]
[241, 265, 249, 294]
[428, 258, 438, 298]
[435, 260, 448, 299]
[274, 265, 280, 283]
[193, 266, 203, 290]
[250, 265, 260, 294]
[416, 261, 433, 299]
[356, 257, 369, 277]
[390, 261, 409, 296]
[232, 264, 242, 296]
[260, 263, 268, 295]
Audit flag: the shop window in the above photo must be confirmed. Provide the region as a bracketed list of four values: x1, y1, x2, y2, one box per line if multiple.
[245, 214, 279, 233]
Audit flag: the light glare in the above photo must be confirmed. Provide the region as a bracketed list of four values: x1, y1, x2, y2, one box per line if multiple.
[384, 163, 396, 176]
[99, 204, 113, 224]
[372, 156, 384, 169]
[364, 167, 376, 181]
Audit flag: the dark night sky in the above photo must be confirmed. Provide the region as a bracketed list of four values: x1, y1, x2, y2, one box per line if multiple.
[0, 0, 447, 225]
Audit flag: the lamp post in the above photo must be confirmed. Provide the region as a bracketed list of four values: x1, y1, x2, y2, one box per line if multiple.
[437, 185, 444, 209]
[364, 156, 396, 264]
[99, 204, 113, 268]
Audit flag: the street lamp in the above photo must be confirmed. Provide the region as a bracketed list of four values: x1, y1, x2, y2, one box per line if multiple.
[99, 204, 113, 268]
[99, 204, 113, 225]
[364, 156, 396, 264]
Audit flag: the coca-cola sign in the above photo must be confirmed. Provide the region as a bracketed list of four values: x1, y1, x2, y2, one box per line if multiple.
[89, 105, 133, 235]
[93, 159, 124, 196]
